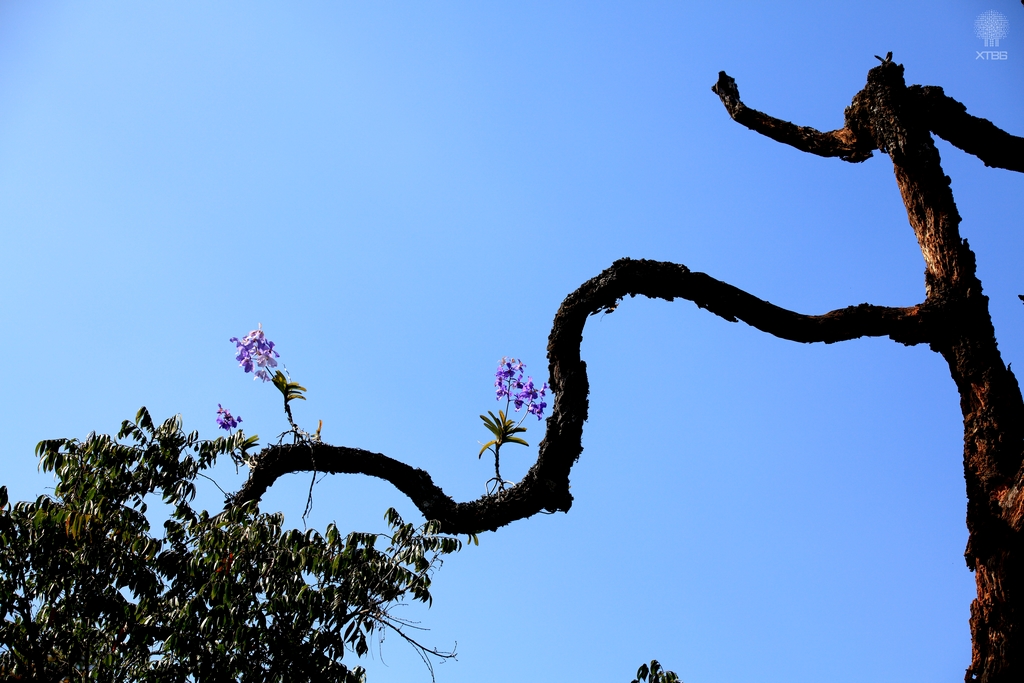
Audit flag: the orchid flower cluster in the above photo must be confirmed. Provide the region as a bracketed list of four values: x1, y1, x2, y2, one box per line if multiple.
[218, 325, 316, 444]
[494, 357, 548, 420]
[479, 357, 550, 494]
[216, 332, 548, 501]
[229, 324, 280, 382]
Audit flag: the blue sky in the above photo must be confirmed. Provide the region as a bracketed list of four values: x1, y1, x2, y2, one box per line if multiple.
[1, 2, 1022, 681]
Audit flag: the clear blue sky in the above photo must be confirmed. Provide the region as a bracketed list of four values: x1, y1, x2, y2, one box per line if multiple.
[1, 2, 1022, 681]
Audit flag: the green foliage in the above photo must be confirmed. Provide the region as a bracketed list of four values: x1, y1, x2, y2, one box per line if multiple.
[271, 370, 307, 406]
[632, 659, 681, 683]
[0, 408, 460, 682]
[477, 410, 529, 459]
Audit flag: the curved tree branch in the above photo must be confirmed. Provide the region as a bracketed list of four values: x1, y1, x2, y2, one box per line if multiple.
[908, 85, 1024, 173]
[711, 71, 876, 163]
[228, 258, 938, 535]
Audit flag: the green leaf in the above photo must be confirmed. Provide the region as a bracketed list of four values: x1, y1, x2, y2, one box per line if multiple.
[505, 436, 529, 447]
[479, 415, 500, 436]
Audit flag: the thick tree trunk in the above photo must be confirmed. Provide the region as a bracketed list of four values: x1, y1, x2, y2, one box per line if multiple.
[714, 57, 1024, 682]
[854, 61, 1023, 683]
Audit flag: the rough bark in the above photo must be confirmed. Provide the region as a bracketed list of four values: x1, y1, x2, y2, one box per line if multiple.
[713, 58, 1024, 683]
[227, 57, 1024, 682]
[910, 85, 1024, 173]
[711, 71, 875, 163]
[228, 260, 942, 532]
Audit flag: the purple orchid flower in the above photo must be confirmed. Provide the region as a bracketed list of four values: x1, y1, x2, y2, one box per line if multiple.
[230, 324, 280, 381]
[216, 404, 241, 431]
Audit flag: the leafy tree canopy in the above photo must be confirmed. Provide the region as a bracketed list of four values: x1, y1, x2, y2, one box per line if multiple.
[0, 408, 463, 682]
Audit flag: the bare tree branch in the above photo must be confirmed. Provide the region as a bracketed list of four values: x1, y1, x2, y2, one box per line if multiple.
[229, 258, 938, 535]
[711, 71, 875, 162]
[909, 85, 1024, 173]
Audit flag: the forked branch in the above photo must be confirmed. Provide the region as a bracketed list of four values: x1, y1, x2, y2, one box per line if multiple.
[712, 57, 1024, 683]
[712, 70, 1023, 175]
